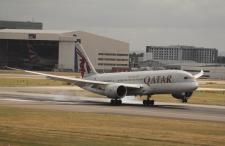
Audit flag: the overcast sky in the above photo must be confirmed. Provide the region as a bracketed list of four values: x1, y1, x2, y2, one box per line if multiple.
[1, 0, 225, 55]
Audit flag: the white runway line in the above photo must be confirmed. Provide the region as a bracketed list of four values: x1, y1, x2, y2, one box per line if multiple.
[0, 98, 31, 102]
[198, 88, 225, 91]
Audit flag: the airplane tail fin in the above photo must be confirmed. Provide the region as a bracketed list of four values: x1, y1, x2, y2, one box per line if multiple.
[75, 41, 98, 78]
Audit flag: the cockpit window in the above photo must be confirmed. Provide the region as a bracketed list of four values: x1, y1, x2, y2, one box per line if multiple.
[184, 76, 189, 80]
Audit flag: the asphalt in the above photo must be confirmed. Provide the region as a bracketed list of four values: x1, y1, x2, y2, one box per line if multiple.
[0, 90, 224, 122]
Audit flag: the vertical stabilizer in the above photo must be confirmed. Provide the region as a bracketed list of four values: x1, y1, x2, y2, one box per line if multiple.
[75, 41, 98, 78]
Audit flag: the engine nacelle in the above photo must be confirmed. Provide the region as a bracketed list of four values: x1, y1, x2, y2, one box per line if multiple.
[172, 92, 193, 100]
[105, 85, 127, 99]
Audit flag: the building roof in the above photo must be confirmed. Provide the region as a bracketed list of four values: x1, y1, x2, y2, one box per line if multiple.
[0, 29, 129, 45]
[0, 29, 74, 34]
[0, 29, 77, 41]
[76, 31, 129, 45]
[147, 45, 217, 50]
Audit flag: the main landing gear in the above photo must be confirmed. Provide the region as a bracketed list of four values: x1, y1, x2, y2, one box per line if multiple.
[110, 99, 122, 106]
[143, 95, 154, 106]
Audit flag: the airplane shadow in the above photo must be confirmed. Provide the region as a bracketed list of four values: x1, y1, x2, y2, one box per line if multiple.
[54, 100, 188, 110]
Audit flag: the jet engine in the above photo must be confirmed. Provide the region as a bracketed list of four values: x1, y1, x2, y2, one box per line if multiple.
[105, 85, 127, 99]
[172, 92, 193, 102]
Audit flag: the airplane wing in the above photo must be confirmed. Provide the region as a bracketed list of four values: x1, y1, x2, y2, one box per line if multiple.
[194, 70, 204, 79]
[7, 67, 142, 89]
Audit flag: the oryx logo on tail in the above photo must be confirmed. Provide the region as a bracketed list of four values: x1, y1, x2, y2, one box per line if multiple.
[75, 47, 91, 78]
[74, 42, 97, 78]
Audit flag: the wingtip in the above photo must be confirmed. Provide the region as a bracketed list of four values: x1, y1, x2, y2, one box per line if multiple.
[4, 66, 13, 70]
[194, 70, 204, 79]
[200, 70, 204, 75]
[4, 66, 24, 72]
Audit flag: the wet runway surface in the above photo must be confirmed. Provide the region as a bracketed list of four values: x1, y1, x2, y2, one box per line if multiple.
[0, 90, 224, 122]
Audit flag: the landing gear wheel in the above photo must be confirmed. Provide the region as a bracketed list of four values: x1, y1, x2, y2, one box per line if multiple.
[110, 99, 122, 106]
[143, 95, 154, 106]
[149, 100, 154, 106]
[182, 98, 188, 103]
[143, 100, 154, 106]
[143, 100, 147, 106]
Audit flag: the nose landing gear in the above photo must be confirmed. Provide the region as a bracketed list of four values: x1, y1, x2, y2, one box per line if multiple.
[181, 93, 189, 103]
[182, 97, 188, 103]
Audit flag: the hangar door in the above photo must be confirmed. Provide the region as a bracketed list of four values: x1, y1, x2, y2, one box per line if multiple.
[0, 39, 58, 71]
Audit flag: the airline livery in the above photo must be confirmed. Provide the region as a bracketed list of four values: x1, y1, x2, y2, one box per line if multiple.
[8, 41, 204, 106]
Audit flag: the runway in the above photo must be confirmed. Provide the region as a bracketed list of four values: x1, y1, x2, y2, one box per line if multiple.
[0, 89, 224, 122]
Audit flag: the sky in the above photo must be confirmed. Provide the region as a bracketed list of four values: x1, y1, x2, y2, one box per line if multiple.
[1, 0, 225, 55]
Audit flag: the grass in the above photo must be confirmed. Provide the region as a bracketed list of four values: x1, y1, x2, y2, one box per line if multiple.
[0, 69, 80, 76]
[0, 70, 80, 87]
[0, 78, 69, 87]
[198, 79, 225, 89]
[0, 105, 224, 146]
[189, 91, 225, 105]
[200, 84, 225, 89]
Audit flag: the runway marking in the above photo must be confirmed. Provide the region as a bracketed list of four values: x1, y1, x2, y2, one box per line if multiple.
[198, 88, 225, 92]
[0, 98, 31, 102]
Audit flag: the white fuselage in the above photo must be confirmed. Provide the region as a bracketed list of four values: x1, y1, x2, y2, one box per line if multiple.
[84, 70, 198, 97]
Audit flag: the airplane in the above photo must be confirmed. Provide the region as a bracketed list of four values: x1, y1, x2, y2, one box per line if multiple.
[7, 41, 204, 106]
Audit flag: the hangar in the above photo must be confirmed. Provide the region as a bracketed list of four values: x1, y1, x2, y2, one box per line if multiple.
[0, 29, 129, 72]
